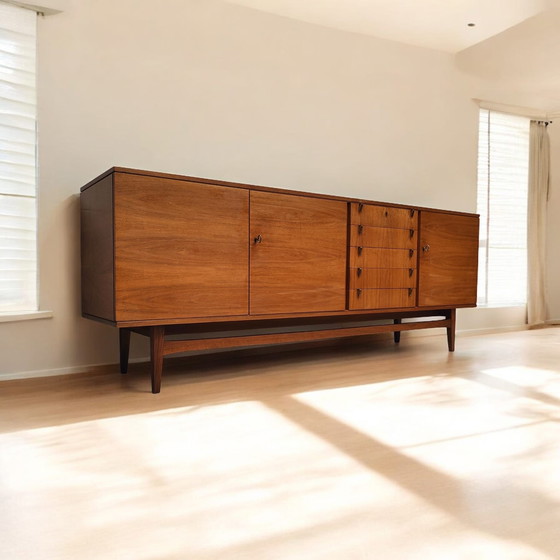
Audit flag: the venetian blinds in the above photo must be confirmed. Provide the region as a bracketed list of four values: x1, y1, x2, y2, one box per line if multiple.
[477, 109, 530, 307]
[0, 1, 37, 312]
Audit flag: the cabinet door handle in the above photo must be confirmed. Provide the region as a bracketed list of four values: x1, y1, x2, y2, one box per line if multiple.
[409, 249, 414, 258]
[408, 288, 413, 296]
[409, 268, 414, 277]
[358, 202, 364, 213]
[410, 209, 415, 218]
[409, 229, 414, 239]
[357, 267, 362, 277]
[358, 246, 363, 256]
[254, 234, 263, 244]
[422, 244, 430, 252]
[357, 288, 362, 298]
[358, 224, 364, 234]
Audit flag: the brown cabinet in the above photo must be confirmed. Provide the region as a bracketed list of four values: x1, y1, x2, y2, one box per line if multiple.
[348, 202, 418, 310]
[418, 211, 479, 307]
[249, 191, 347, 315]
[80, 168, 479, 393]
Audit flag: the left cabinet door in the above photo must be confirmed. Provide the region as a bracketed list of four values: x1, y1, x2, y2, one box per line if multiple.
[114, 173, 249, 321]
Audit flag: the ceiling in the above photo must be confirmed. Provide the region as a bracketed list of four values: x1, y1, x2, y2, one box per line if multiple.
[223, 0, 549, 53]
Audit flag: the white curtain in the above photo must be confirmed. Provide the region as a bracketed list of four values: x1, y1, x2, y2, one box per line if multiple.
[527, 121, 550, 326]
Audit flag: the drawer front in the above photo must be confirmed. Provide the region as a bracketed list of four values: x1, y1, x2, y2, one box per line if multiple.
[350, 247, 417, 268]
[349, 288, 416, 310]
[349, 267, 416, 290]
[350, 225, 416, 249]
[351, 203, 418, 229]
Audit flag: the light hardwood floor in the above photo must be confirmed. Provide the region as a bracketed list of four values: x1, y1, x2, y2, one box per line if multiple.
[1, 327, 560, 559]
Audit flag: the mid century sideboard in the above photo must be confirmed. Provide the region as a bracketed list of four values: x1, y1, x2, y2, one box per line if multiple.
[80, 168, 479, 393]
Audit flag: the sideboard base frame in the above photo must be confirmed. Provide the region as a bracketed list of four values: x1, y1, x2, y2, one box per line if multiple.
[118, 309, 456, 394]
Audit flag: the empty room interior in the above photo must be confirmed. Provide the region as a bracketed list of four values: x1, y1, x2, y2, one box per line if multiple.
[2, 0, 560, 558]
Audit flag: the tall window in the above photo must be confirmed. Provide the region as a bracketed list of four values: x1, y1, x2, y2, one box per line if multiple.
[477, 109, 530, 307]
[0, 2, 37, 312]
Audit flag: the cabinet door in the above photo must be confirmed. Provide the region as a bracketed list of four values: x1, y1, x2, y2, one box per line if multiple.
[114, 173, 249, 321]
[418, 211, 479, 307]
[250, 191, 347, 315]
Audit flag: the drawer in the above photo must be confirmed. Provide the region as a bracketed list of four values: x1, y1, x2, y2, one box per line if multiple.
[349, 247, 417, 268]
[349, 267, 416, 289]
[350, 225, 416, 249]
[351, 203, 418, 229]
[349, 288, 416, 310]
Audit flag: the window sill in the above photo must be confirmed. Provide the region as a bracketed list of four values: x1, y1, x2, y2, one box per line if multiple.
[0, 310, 54, 323]
[476, 304, 526, 309]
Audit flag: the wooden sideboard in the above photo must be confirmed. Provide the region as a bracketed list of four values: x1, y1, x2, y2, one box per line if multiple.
[80, 168, 479, 393]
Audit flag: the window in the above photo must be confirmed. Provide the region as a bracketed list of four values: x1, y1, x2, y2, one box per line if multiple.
[0, 1, 37, 312]
[477, 109, 530, 307]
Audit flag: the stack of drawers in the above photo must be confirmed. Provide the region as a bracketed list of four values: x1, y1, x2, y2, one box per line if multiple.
[349, 202, 418, 309]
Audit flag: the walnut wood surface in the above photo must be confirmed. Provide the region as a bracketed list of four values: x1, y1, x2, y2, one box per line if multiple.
[161, 317, 449, 355]
[351, 203, 418, 229]
[249, 191, 347, 314]
[350, 225, 416, 249]
[350, 247, 417, 269]
[349, 268, 416, 289]
[80, 174, 114, 321]
[418, 212, 479, 307]
[113, 173, 249, 321]
[349, 288, 416, 310]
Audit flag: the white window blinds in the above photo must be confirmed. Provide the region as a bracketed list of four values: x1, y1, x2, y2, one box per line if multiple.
[477, 109, 530, 307]
[0, 1, 37, 312]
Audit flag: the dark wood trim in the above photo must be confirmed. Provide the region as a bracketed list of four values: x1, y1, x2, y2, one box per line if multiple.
[446, 308, 456, 352]
[150, 326, 165, 394]
[119, 328, 131, 374]
[393, 318, 402, 343]
[113, 305, 473, 328]
[160, 318, 449, 355]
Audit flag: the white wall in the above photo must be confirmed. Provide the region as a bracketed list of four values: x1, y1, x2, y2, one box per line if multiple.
[0, 0, 533, 378]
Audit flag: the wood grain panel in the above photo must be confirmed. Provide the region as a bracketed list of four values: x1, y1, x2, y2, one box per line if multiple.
[351, 203, 418, 229]
[418, 211, 479, 307]
[250, 191, 347, 314]
[80, 175, 114, 321]
[349, 268, 416, 290]
[350, 225, 416, 249]
[114, 173, 249, 321]
[349, 288, 416, 310]
[350, 247, 417, 269]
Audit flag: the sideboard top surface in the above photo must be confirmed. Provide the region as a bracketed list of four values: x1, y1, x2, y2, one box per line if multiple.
[80, 166, 478, 218]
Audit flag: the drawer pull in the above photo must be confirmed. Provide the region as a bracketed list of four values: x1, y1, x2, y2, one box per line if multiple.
[357, 288, 362, 298]
[408, 288, 413, 296]
[358, 202, 364, 213]
[409, 249, 414, 258]
[254, 234, 263, 244]
[410, 209, 415, 218]
[384, 210, 389, 217]
[409, 268, 414, 277]
[357, 267, 362, 277]
[358, 224, 364, 234]
[409, 229, 414, 239]
[422, 244, 430, 252]
[358, 246, 363, 256]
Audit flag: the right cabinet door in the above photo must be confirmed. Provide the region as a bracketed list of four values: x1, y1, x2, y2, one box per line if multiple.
[418, 211, 479, 307]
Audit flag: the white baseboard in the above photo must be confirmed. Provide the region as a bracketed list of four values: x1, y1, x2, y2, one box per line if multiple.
[0, 357, 148, 382]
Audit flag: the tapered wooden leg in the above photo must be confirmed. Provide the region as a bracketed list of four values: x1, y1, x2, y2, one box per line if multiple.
[446, 309, 456, 352]
[119, 328, 131, 374]
[393, 318, 402, 343]
[150, 326, 165, 394]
